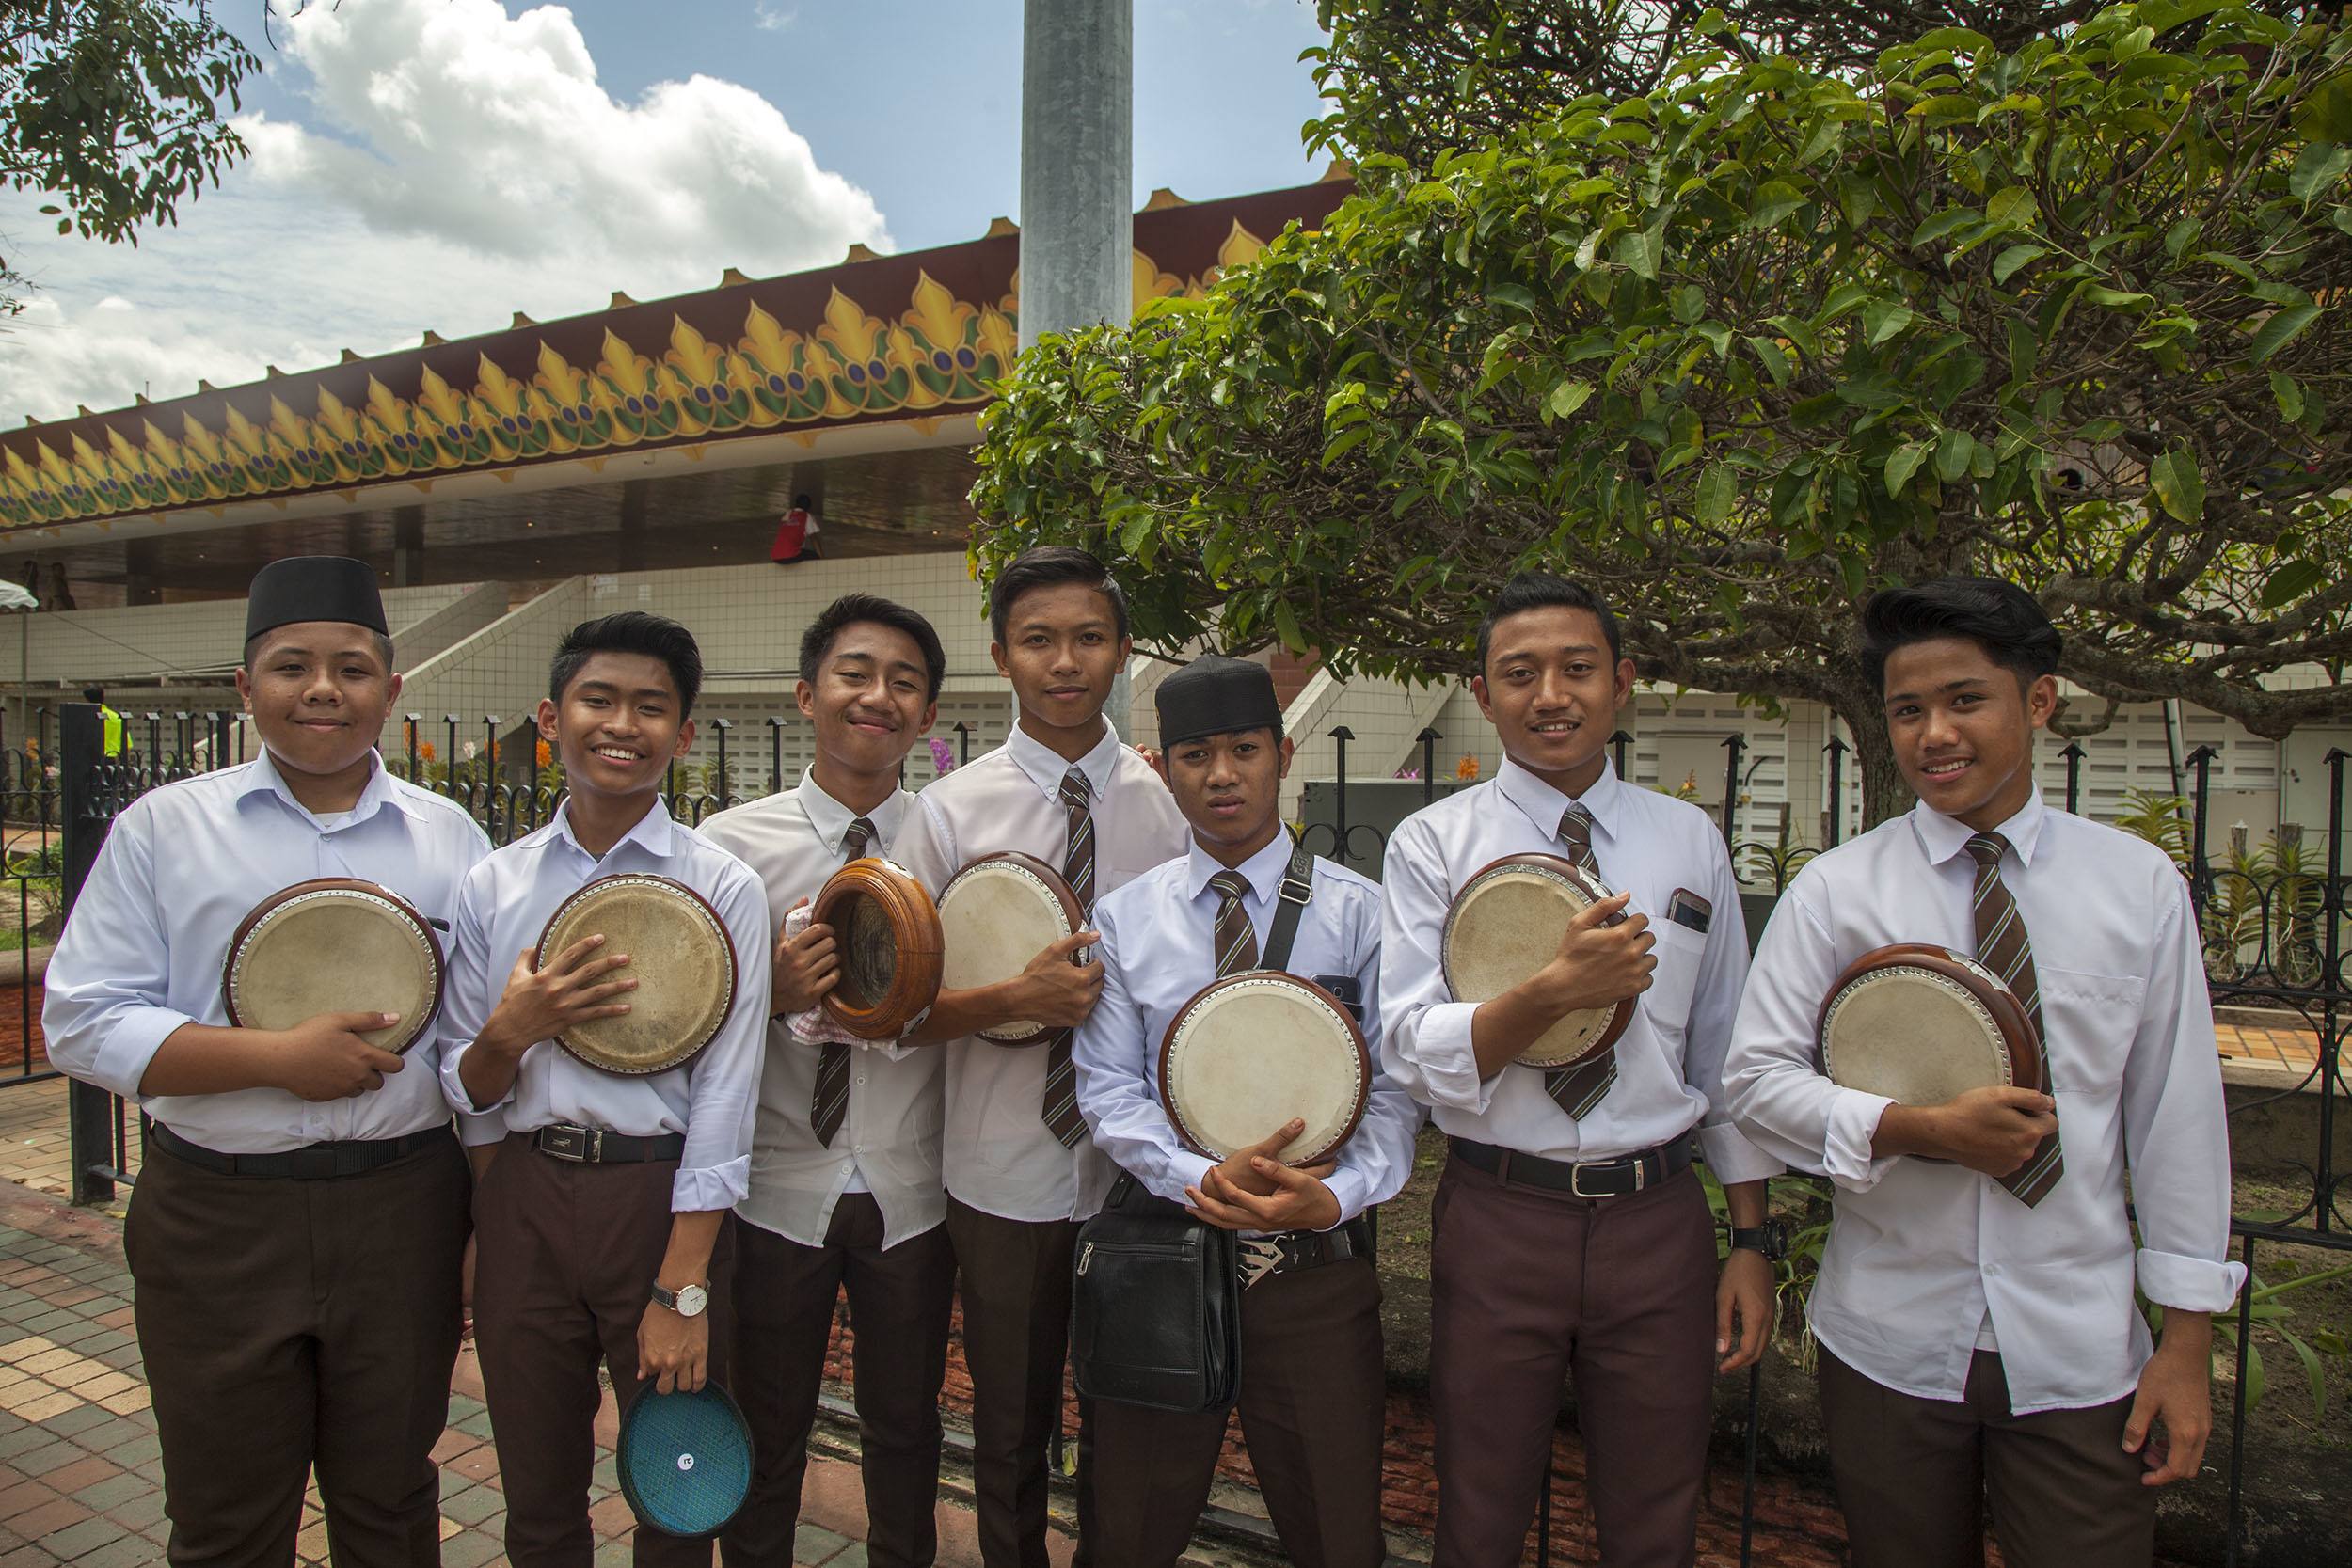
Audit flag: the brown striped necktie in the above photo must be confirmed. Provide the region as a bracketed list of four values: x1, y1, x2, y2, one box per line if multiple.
[1964, 832, 2063, 1205]
[1042, 768, 1093, 1148]
[1209, 869, 1258, 977]
[1545, 803, 1618, 1119]
[809, 815, 876, 1148]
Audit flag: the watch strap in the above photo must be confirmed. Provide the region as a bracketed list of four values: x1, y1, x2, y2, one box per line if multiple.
[1729, 1225, 1785, 1260]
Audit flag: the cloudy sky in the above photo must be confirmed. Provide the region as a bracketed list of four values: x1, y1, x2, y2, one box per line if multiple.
[0, 0, 1329, 422]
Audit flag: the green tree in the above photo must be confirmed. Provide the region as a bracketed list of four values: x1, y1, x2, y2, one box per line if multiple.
[1, 0, 259, 311]
[973, 3, 2352, 822]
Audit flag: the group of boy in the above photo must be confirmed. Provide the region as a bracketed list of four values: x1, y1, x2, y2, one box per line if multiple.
[41, 546, 2238, 1568]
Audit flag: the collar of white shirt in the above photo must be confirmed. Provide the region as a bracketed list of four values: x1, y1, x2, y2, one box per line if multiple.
[1908, 792, 2047, 871]
[1005, 717, 1124, 804]
[232, 748, 421, 830]
[548, 793, 675, 863]
[1494, 754, 1627, 847]
[1180, 829, 1295, 911]
[794, 766, 910, 855]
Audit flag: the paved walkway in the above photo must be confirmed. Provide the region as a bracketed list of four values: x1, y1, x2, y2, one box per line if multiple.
[0, 1170, 1057, 1568]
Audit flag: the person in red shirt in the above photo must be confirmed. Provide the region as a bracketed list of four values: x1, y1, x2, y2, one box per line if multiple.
[771, 494, 822, 564]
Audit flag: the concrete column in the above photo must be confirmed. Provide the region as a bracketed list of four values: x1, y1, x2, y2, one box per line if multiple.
[1018, 0, 1134, 350]
[1020, 0, 1136, 732]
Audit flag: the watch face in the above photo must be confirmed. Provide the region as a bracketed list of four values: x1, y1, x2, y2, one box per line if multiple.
[675, 1283, 708, 1318]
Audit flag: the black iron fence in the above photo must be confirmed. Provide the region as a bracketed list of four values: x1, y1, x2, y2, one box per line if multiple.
[33, 705, 2352, 1564]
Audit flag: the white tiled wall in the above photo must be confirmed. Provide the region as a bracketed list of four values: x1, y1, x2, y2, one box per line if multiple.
[7, 582, 479, 686]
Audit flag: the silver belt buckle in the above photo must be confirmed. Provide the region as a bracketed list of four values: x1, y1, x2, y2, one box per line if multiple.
[1569, 1157, 1641, 1198]
[1237, 1237, 1282, 1289]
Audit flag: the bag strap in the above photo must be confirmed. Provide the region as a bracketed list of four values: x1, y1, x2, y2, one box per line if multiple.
[1261, 833, 1316, 974]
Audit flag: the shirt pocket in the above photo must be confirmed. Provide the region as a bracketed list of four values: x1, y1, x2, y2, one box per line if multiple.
[2035, 966, 2143, 1097]
[1645, 919, 1708, 1034]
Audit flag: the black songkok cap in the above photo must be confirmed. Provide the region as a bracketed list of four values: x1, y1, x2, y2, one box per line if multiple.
[244, 556, 388, 647]
[1155, 656, 1283, 751]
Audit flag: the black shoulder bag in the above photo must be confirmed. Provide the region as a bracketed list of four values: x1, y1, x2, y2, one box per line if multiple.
[1070, 837, 1314, 1413]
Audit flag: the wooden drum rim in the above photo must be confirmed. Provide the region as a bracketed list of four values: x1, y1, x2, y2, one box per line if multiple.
[1440, 851, 1634, 1069]
[222, 877, 446, 1053]
[535, 872, 739, 1075]
[1156, 970, 1372, 1166]
[813, 857, 944, 1041]
[1813, 942, 2042, 1096]
[938, 849, 1084, 1049]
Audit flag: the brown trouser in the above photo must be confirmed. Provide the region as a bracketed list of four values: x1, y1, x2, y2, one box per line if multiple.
[1428, 1152, 1718, 1568]
[1090, 1253, 1388, 1568]
[472, 1132, 736, 1568]
[125, 1128, 469, 1568]
[1819, 1346, 2157, 1568]
[944, 1196, 1096, 1568]
[724, 1197, 955, 1568]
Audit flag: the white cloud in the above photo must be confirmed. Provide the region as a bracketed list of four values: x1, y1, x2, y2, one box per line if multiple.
[754, 5, 797, 31]
[0, 0, 888, 422]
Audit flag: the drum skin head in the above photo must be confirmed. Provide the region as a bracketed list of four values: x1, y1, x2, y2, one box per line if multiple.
[938, 852, 1080, 1047]
[224, 879, 443, 1053]
[1441, 853, 1633, 1069]
[1159, 973, 1371, 1164]
[814, 859, 942, 1040]
[538, 875, 737, 1075]
[1816, 943, 2042, 1104]
[617, 1382, 753, 1539]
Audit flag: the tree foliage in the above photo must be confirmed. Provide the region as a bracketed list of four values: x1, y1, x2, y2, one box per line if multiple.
[972, 3, 2352, 819]
[1306, 0, 2122, 172]
[0, 0, 258, 310]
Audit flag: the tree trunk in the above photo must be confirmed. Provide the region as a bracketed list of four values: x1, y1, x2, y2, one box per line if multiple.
[1823, 682, 1915, 831]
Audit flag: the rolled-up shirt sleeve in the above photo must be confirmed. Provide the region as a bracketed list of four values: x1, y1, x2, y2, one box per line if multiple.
[1682, 847, 1783, 1184]
[40, 802, 196, 1099]
[1074, 897, 1215, 1205]
[1327, 895, 1422, 1226]
[671, 865, 771, 1212]
[1376, 818, 1490, 1114]
[2125, 879, 2248, 1313]
[437, 865, 514, 1117]
[1724, 876, 1899, 1191]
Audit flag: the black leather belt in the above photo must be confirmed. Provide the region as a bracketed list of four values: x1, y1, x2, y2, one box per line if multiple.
[531, 1124, 686, 1164]
[1450, 1134, 1693, 1198]
[151, 1121, 451, 1180]
[1238, 1213, 1375, 1285]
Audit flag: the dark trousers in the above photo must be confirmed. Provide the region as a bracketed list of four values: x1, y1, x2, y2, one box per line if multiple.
[1819, 1346, 2157, 1568]
[1091, 1254, 1388, 1568]
[1428, 1154, 1718, 1568]
[125, 1129, 469, 1568]
[724, 1198, 955, 1568]
[472, 1133, 736, 1568]
[944, 1196, 1095, 1568]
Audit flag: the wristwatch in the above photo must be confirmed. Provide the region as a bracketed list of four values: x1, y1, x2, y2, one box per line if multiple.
[649, 1281, 709, 1318]
[1728, 1218, 1789, 1261]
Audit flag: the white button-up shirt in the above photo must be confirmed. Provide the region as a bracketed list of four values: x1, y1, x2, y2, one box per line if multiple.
[439, 799, 769, 1213]
[700, 771, 945, 1249]
[1724, 794, 2245, 1413]
[1075, 832, 1421, 1227]
[896, 721, 1189, 1222]
[42, 752, 494, 1153]
[1379, 757, 1779, 1181]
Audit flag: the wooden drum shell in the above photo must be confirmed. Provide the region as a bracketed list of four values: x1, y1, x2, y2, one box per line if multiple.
[813, 858, 943, 1041]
